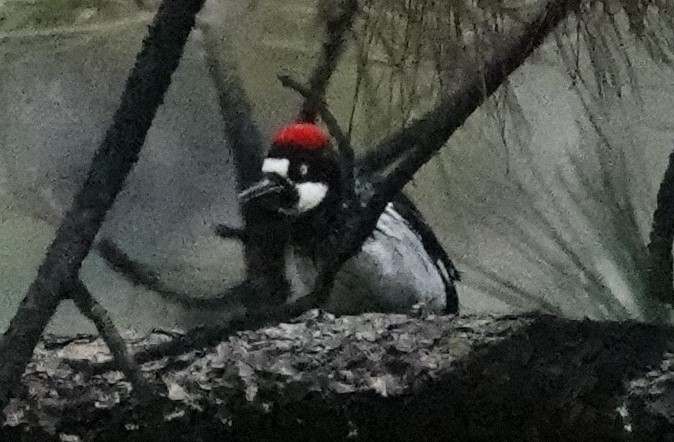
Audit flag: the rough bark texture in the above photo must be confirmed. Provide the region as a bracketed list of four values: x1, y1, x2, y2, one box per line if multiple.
[3, 312, 674, 441]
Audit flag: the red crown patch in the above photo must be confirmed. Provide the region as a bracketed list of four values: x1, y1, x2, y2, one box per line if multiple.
[272, 123, 330, 150]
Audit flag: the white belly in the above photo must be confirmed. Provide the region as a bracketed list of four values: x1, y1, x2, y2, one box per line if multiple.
[285, 204, 448, 314]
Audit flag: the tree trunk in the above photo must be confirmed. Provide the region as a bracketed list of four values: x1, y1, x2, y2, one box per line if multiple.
[3, 312, 673, 440]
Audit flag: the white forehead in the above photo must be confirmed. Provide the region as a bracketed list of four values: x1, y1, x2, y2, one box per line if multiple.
[262, 158, 290, 177]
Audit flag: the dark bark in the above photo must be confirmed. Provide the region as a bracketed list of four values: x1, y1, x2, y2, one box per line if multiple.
[68, 279, 153, 397]
[648, 148, 674, 303]
[0, 0, 205, 408]
[298, 0, 359, 123]
[95, 238, 219, 308]
[357, 1, 579, 177]
[200, 19, 266, 193]
[86, 0, 356, 310]
[313, 0, 583, 301]
[199, 10, 293, 307]
[3, 313, 674, 441]
[374, 0, 581, 201]
[292, 0, 360, 202]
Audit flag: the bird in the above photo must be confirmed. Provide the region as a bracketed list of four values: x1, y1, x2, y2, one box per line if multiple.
[238, 122, 460, 315]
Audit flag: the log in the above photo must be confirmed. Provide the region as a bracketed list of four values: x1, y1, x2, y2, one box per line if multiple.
[2, 311, 674, 441]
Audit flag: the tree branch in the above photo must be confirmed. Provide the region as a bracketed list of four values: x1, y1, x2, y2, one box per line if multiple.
[375, 0, 579, 203]
[356, 1, 579, 178]
[290, 0, 359, 201]
[5, 313, 674, 440]
[0, 0, 205, 408]
[95, 238, 238, 309]
[198, 12, 265, 192]
[213, 223, 248, 242]
[298, 0, 359, 123]
[94, 238, 182, 299]
[198, 6, 290, 306]
[68, 279, 154, 398]
[308, 0, 582, 302]
[648, 146, 674, 303]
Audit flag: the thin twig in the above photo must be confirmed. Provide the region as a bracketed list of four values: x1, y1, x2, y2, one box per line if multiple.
[299, 0, 360, 123]
[69, 279, 155, 397]
[213, 224, 248, 242]
[278, 74, 355, 198]
[290, 0, 360, 201]
[347, 27, 373, 138]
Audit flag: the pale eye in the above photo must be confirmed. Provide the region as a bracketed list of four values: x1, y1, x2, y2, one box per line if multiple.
[299, 163, 309, 177]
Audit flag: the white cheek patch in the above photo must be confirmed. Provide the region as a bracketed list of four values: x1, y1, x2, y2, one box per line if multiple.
[296, 182, 328, 213]
[261, 158, 290, 177]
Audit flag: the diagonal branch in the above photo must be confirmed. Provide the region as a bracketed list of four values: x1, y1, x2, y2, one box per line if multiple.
[381, 5, 577, 201]
[95, 0, 360, 309]
[95, 238, 238, 309]
[68, 279, 154, 397]
[291, 0, 359, 201]
[198, 8, 290, 305]
[198, 13, 265, 192]
[311, 0, 582, 305]
[10, 217, 234, 310]
[647, 146, 674, 303]
[213, 224, 248, 242]
[371, 0, 581, 217]
[356, 139, 411, 176]
[356, 2, 579, 178]
[0, 0, 205, 408]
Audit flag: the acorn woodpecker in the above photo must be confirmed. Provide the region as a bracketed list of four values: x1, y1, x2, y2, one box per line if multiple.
[239, 122, 460, 314]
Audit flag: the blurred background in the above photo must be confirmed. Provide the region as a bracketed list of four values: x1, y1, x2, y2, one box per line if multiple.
[1, 0, 674, 335]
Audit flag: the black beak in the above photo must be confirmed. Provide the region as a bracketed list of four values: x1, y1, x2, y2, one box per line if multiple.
[238, 175, 291, 210]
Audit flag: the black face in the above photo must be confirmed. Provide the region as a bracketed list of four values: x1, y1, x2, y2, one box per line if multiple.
[239, 146, 341, 218]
